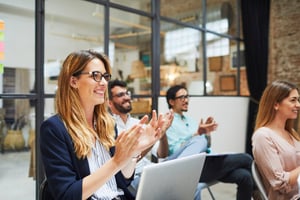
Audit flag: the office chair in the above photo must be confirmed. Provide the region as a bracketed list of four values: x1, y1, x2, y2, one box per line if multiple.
[251, 161, 268, 200]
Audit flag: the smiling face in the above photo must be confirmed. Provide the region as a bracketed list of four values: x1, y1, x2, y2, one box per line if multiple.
[71, 58, 108, 108]
[109, 85, 132, 114]
[275, 89, 300, 120]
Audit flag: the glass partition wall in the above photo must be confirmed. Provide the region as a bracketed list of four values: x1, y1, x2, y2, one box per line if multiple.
[0, 0, 246, 198]
[0, 0, 36, 199]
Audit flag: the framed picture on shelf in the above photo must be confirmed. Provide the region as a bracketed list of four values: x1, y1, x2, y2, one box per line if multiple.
[209, 56, 223, 72]
[219, 75, 236, 91]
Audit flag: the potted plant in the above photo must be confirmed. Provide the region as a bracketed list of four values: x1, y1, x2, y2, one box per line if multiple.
[4, 114, 27, 150]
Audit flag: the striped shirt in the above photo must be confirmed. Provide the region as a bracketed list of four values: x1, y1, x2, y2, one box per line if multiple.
[88, 140, 124, 200]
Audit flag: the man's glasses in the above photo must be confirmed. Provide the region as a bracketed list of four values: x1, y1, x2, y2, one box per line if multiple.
[174, 95, 189, 101]
[76, 71, 111, 82]
[112, 91, 131, 98]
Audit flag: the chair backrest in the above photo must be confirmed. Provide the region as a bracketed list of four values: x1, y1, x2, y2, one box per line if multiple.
[251, 161, 268, 200]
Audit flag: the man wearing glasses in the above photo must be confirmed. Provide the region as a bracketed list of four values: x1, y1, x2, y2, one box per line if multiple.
[107, 79, 173, 198]
[160, 85, 259, 200]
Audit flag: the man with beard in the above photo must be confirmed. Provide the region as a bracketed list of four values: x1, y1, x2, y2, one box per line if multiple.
[108, 79, 139, 133]
[108, 79, 173, 197]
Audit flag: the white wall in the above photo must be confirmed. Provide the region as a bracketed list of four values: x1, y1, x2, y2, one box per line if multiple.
[0, 10, 35, 68]
[158, 96, 249, 153]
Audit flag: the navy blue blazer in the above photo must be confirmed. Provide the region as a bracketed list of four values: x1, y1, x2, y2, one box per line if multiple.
[40, 115, 134, 200]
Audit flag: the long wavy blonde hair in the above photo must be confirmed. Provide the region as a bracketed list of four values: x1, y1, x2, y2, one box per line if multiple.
[254, 80, 300, 140]
[55, 50, 115, 159]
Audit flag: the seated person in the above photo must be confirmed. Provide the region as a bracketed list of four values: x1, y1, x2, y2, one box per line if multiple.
[108, 79, 173, 198]
[157, 85, 255, 200]
[39, 50, 166, 200]
[252, 80, 300, 200]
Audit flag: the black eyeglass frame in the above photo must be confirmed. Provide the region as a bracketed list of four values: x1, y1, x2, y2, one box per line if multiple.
[75, 71, 111, 82]
[112, 91, 131, 98]
[174, 95, 190, 101]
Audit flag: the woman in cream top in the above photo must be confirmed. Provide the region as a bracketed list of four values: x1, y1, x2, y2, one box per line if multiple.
[252, 80, 300, 200]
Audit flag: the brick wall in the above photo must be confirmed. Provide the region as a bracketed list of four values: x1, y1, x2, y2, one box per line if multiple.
[269, 0, 300, 85]
[269, 0, 300, 130]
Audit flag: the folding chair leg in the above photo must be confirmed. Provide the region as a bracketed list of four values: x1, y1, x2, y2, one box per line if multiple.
[207, 186, 216, 200]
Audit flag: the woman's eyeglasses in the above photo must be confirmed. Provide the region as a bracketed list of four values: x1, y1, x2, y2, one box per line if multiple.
[76, 71, 111, 82]
[174, 95, 189, 101]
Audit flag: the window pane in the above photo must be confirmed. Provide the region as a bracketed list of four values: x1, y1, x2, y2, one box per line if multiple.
[161, 21, 203, 95]
[45, 0, 105, 93]
[0, 1, 36, 97]
[0, 98, 35, 197]
[206, 1, 234, 35]
[0, 0, 35, 198]
[205, 0, 241, 38]
[206, 33, 232, 95]
[229, 41, 249, 96]
[205, 35, 249, 96]
[110, 8, 152, 95]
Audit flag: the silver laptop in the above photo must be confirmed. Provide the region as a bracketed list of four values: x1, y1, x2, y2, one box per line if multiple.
[135, 153, 206, 200]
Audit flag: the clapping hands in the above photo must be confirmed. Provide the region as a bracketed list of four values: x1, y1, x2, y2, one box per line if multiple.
[197, 116, 218, 135]
[114, 110, 165, 163]
[135, 110, 166, 154]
